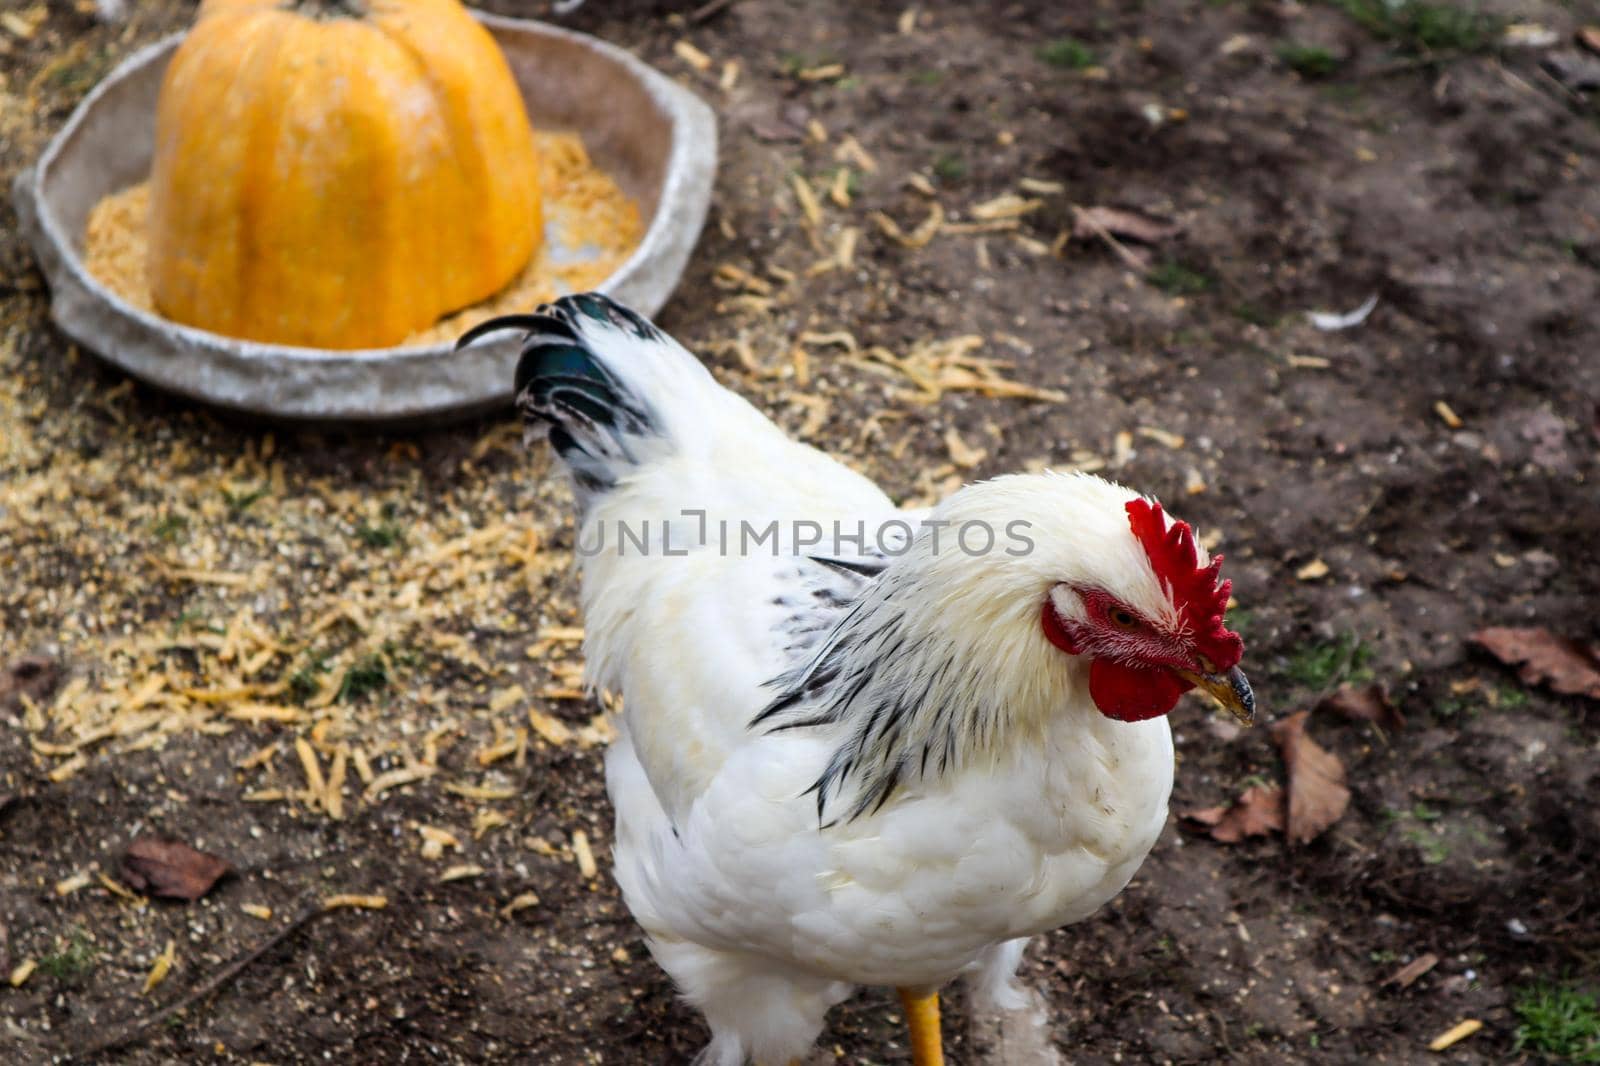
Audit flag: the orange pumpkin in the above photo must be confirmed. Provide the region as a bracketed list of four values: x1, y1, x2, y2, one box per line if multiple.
[148, 0, 542, 349]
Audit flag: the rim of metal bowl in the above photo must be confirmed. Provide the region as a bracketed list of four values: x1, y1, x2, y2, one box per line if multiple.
[14, 13, 717, 425]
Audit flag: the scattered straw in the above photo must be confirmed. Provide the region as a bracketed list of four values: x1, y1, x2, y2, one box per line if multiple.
[143, 940, 176, 994]
[572, 830, 598, 879]
[673, 40, 712, 72]
[501, 892, 540, 918]
[322, 894, 388, 911]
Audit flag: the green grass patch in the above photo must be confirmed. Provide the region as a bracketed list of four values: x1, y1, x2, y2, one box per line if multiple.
[1401, 825, 1450, 864]
[1278, 43, 1342, 78]
[222, 485, 268, 515]
[1230, 301, 1278, 327]
[1493, 684, 1530, 710]
[151, 513, 189, 542]
[1515, 982, 1600, 1062]
[354, 502, 405, 549]
[1334, 0, 1499, 55]
[1147, 260, 1213, 297]
[1409, 801, 1443, 822]
[932, 153, 967, 183]
[355, 519, 404, 549]
[39, 929, 98, 984]
[338, 654, 390, 702]
[1284, 633, 1374, 689]
[46, 49, 112, 96]
[1036, 37, 1097, 70]
[287, 652, 331, 705]
[779, 50, 839, 76]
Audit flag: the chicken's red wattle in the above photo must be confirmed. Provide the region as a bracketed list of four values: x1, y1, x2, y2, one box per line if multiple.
[1088, 658, 1192, 722]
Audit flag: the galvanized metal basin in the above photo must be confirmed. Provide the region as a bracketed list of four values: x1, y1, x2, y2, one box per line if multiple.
[13, 13, 717, 424]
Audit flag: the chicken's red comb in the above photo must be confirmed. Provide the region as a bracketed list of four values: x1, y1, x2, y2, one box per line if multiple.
[1126, 498, 1243, 670]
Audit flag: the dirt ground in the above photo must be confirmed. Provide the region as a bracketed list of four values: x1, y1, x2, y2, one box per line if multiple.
[3, 0, 1599, 1063]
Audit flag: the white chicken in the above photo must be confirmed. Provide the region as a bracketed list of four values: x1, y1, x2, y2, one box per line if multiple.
[460, 294, 1254, 1065]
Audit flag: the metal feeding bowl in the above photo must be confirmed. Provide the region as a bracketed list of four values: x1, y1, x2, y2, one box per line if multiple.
[13, 13, 716, 424]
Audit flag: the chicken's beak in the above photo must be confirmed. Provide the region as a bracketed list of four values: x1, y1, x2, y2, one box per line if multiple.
[1174, 666, 1255, 726]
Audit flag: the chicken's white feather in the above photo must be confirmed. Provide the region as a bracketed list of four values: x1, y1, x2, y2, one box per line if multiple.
[481, 294, 1227, 1064]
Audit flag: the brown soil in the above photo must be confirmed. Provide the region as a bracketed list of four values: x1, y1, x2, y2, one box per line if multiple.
[2, 1, 1597, 1064]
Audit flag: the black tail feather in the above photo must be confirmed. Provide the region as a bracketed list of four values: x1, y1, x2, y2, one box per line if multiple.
[461, 294, 664, 498]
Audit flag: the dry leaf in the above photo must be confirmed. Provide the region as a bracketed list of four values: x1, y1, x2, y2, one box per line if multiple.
[1071, 205, 1180, 245]
[119, 836, 231, 901]
[1316, 683, 1404, 732]
[1181, 785, 1285, 843]
[1384, 952, 1439, 988]
[1471, 627, 1600, 700]
[1271, 712, 1350, 845]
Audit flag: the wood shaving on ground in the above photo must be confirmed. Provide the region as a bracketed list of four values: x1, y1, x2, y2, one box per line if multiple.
[859, 335, 1065, 404]
[321, 894, 388, 911]
[1427, 1019, 1482, 1051]
[873, 204, 944, 248]
[834, 134, 877, 173]
[501, 892, 541, 918]
[1296, 559, 1331, 581]
[10, 960, 38, 988]
[142, 939, 176, 994]
[969, 194, 1042, 221]
[673, 39, 712, 72]
[572, 830, 598, 879]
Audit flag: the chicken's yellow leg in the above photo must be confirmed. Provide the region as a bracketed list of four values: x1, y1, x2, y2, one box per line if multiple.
[897, 987, 944, 1066]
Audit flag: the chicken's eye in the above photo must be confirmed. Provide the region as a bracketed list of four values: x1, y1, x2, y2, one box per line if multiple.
[1109, 608, 1140, 630]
